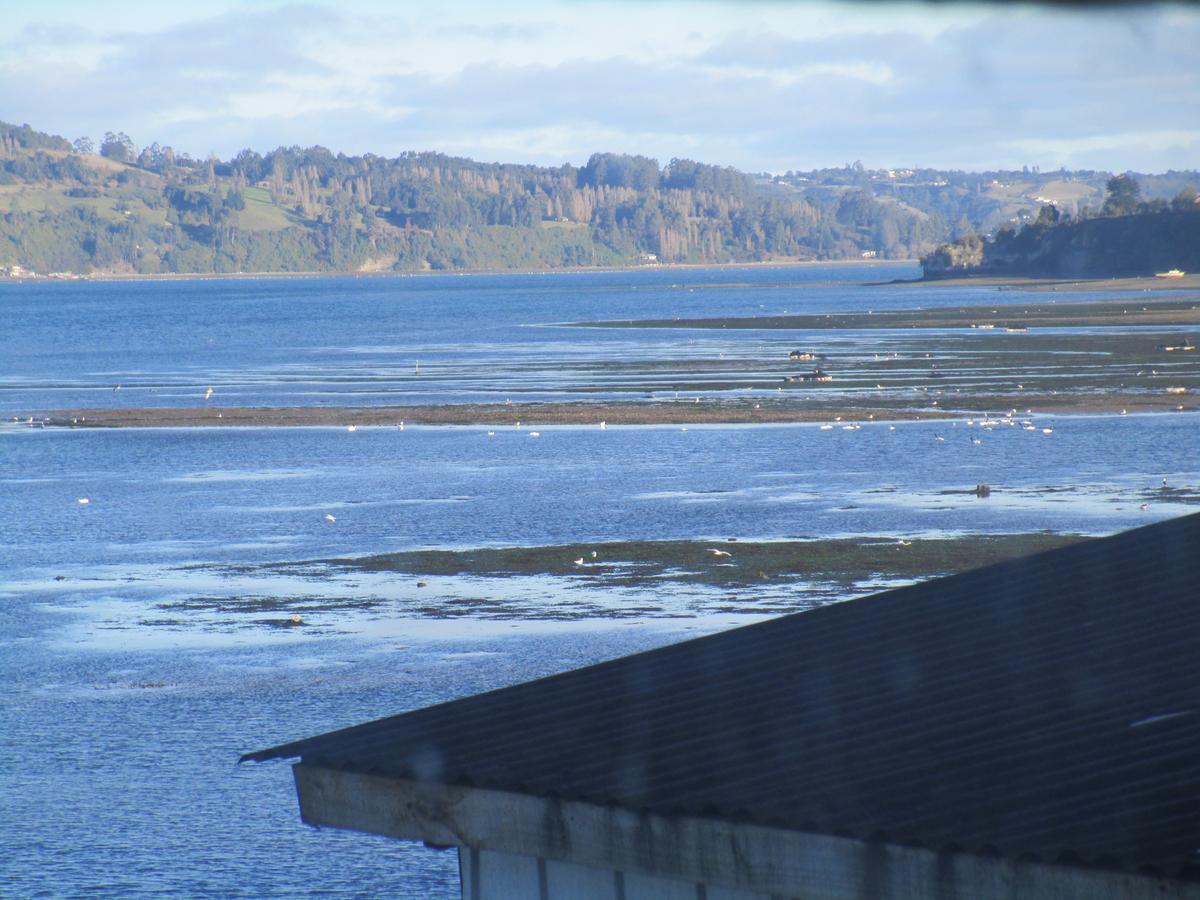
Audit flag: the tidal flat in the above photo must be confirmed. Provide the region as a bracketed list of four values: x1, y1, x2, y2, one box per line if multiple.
[117, 534, 1089, 634]
[328, 533, 1084, 588]
[24, 293, 1198, 428]
[5, 266, 1200, 898]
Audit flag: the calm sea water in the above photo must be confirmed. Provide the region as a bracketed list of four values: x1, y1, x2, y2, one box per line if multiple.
[2, 265, 1197, 897]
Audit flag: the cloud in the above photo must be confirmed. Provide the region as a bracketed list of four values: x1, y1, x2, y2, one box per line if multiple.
[432, 21, 552, 41]
[104, 4, 338, 81]
[0, 2, 1196, 172]
[0, 4, 355, 146]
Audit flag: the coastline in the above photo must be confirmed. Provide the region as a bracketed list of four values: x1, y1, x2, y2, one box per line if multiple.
[6, 264, 1195, 295]
[0, 256, 917, 285]
[905, 273, 1200, 293]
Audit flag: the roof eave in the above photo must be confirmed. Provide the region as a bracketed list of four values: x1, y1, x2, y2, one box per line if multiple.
[291, 763, 1194, 900]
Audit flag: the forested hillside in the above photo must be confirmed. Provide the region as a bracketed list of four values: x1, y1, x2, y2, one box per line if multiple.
[2, 121, 1196, 277]
[922, 175, 1200, 278]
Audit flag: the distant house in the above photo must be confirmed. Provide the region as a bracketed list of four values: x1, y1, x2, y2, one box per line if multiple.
[245, 513, 1200, 900]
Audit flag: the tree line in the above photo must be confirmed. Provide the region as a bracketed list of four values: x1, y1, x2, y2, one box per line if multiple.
[2, 120, 1195, 276]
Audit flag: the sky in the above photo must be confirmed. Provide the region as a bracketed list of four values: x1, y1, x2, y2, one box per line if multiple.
[2, 0, 1197, 174]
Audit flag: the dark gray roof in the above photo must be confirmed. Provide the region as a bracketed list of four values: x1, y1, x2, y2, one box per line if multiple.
[246, 512, 1200, 878]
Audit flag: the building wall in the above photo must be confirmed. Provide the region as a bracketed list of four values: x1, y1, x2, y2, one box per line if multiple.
[292, 767, 1200, 900]
[459, 848, 774, 900]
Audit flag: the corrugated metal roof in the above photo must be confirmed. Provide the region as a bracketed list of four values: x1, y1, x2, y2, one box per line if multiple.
[246, 513, 1200, 878]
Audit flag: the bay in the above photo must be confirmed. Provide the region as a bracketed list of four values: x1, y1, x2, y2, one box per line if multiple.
[2, 264, 1197, 897]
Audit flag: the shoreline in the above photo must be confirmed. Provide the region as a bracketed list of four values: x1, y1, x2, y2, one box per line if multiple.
[5, 266, 1196, 295]
[903, 273, 1200, 293]
[0, 257, 917, 285]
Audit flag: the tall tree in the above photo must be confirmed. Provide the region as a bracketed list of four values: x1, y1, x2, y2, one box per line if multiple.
[1102, 174, 1141, 216]
[100, 131, 136, 163]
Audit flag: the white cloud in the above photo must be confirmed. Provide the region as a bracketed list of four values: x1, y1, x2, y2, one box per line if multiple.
[0, 1, 1197, 172]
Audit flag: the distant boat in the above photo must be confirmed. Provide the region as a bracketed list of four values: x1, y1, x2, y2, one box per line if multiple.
[1155, 269, 1185, 278]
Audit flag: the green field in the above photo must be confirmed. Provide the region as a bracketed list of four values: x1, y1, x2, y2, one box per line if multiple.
[234, 186, 301, 231]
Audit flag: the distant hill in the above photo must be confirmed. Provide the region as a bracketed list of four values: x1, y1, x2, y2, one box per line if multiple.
[768, 166, 1196, 240]
[921, 176, 1200, 279]
[2, 120, 1197, 277]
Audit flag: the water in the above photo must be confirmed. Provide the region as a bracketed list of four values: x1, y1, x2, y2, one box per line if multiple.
[2, 265, 1197, 897]
[2, 262, 1165, 412]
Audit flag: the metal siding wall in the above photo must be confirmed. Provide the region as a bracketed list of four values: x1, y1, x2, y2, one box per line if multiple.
[545, 858, 619, 899]
[623, 871, 703, 900]
[458, 847, 473, 900]
[469, 849, 776, 899]
[706, 886, 776, 900]
[479, 848, 541, 899]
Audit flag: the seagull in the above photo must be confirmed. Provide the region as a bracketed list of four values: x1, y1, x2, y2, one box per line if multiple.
[487, 431, 495, 437]
[591, 551, 597, 558]
[77, 498, 89, 505]
[708, 548, 733, 558]
[529, 431, 540, 437]
[346, 425, 357, 432]
[113, 384, 121, 392]
[324, 514, 336, 523]
[398, 421, 405, 431]
[573, 557, 585, 567]
[204, 386, 213, 401]
[1042, 427, 1054, 435]
[599, 421, 606, 429]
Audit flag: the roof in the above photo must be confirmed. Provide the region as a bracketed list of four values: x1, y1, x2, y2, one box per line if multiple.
[246, 512, 1200, 879]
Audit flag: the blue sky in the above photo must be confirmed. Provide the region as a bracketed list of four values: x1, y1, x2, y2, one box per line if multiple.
[2, 0, 1197, 173]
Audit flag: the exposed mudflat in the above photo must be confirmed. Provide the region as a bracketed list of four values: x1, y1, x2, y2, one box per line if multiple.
[325, 533, 1087, 587]
[580, 295, 1200, 330]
